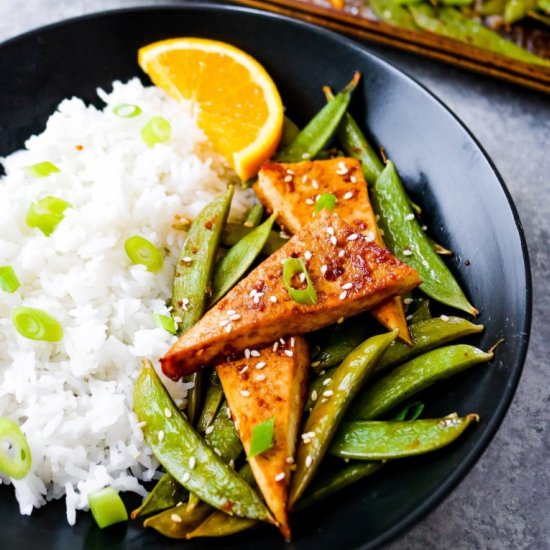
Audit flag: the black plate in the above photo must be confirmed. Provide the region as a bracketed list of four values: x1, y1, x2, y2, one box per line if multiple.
[0, 4, 531, 549]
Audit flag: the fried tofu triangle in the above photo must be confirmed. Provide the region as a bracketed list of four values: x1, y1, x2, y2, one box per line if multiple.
[217, 337, 309, 540]
[255, 158, 411, 343]
[161, 211, 421, 379]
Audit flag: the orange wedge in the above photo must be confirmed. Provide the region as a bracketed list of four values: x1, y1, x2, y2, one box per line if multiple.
[138, 38, 284, 180]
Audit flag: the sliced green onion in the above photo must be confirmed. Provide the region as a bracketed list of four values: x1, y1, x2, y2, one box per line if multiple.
[112, 103, 142, 118]
[0, 266, 20, 293]
[394, 401, 425, 421]
[152, 313, 177, 335]
[124, 236, 164, 272]
[0, 418, 32, 479]
[141, 116, 171, 147]
[12, 306, 63, 342]
[283, 258, 317, 305]
[314, 193, 336, 213]
[26, 196, 71, 236]
[248, 417, 275, 458]
[25, 161, 60, 178]
[88, 486, 128, 529]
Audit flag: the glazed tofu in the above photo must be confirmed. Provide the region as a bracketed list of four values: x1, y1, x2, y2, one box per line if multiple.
[161, 211, 420, 379]
[255, 158, 410, 343]
[216, 337, 309, 540]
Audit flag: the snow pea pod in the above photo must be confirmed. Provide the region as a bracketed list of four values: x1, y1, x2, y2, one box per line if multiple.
[196, 370, 224, 435]
[408, 299, 431, 324]
[350, 344, 493, 420]
[375, 316, 484, 374]
[144, 500, 212, 538]
[243, 204, 264, 228]
[280, 116, 300, 149]
[276, 72, 360, 162]
[131, 472, 187, 519]
[172, 187, 233, 423]
[186, 464, 258, 539]
[289, 330, 397, 508]
[370, 0, 419, 29]
[504, 0, 537, 23]
[478, 0, 507, 14]
[312, 316, 371, 371]
[204, 401, 243, 464]
[133, 361, 272, 523]
[330, 414, 479, 459]
[295, 461, 382, 511]
[373, 161, 476, 315]
[211, 213, 277, 303]
[221, 222, 285, 255]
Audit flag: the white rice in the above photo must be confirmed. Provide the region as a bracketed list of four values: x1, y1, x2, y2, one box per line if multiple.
[0, 79, 254, 524]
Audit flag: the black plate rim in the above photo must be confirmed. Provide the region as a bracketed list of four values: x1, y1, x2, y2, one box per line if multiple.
[0, 3, 533, 549]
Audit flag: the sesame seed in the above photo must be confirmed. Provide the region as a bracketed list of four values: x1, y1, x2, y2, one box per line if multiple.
[403, 249, 413, 256]
[189, 457, 196, 469]
[255, 373, 266, 381]
[205, 425, 214, 435]
[347, 233, 359, 241]
[224, 323, 233, 333]
[284, 350, 294, 357]
[284, 175, 293, 182]
[299, 272, 307, 283]
[305, 455, 313, 468]
[239, 365, 249, 374]
[302, 431, 316, 439]
[304, 251, 313, 261]
[251, 350, 261, 357]
[164, 407, 172, 418]
[280, 230, 291, 239]
[171, 513, 182, 523]
[182, 256, 192, 264]
[342, 282, 353, 290]
[214, 448, 222, 457]
[311, 390, 318, 401]
[272, 342, 279, 352]
[305, 198, 315, 206]
[403, 297, 413, 305]
[350, 175, 357, 183]
[365, 232, 375, 242]
[311, 361, 320, 368]
[337, 316, 344, 324]
[269, 295, 278, 303]
[181, 298, 190, 305]
[240, 389, 251, 397]
[339, 291, 348, 300]
[137, 421, 147, 428]
[338, 250, 345, 258]
[219, 319, 229, 327]
[319, 370, 326, 376]
[405, 213, 415, 221]
[343, 191, 354, 200]
[440, 314, 450, 321]
[322, 377, 332, 386]
[321, 265, 328, 275]
[158, 430, 165, 442]
[229, 459, 236, 469]
[286, 169, 295, 175]
[406, 314, 414, 321]
[302, 152, 311, 159]
[290, 337, 296, 347]
[286, 456, 295, 464]
[330, 236, 338, 246]
[312, 180, 319, 189]
[244, 348, 251, 359]
[275, 472, 286, 482]
[302, 174, 309, 183]
[229, 313, 241, 321]
[421, 225, 428, 231]
[323, 390, 334, 397]
[226, 407, 232, 419]
[327, 227, 335, 236]
[279, 338, 286, 345]
[256, 361, 266, 369]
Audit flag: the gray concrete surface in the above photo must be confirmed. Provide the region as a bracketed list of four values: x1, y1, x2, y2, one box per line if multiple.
[1, 1, 548, 548]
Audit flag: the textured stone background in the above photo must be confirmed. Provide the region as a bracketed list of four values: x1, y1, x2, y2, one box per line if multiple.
[1, 1, 548, 548]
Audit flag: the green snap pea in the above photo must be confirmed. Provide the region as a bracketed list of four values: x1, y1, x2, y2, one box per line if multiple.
[133, 361, 272, 522]
[369, 0, 419, 29]
[221, 222, 285, 256]
[279, 116, 301, 149]
[197, 371, 224, 435]
[186, 464, 258, 539]
[211, 213, 277, 304]
[478, 0, 507, 14]
[276, 72, 360, 163]
[312, 316, 371, 371]
[349, 344, 493, 420]
[295, 461, 383, 511]
[372, 161, 476, 315]
[144, 500, 212, 538]
[538, 0, 550, 13]
[289, 330, 397, 508]
[243, 204, 264, 228]
[504, 0, 536, 23]
[204, 402, 243, 464]
[408, 299, 432, 323]
[171, 187, 233, 424]
[375, 316, 484, 374]
[131, 472, 187, 519]
[330, 414, 479, 459]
